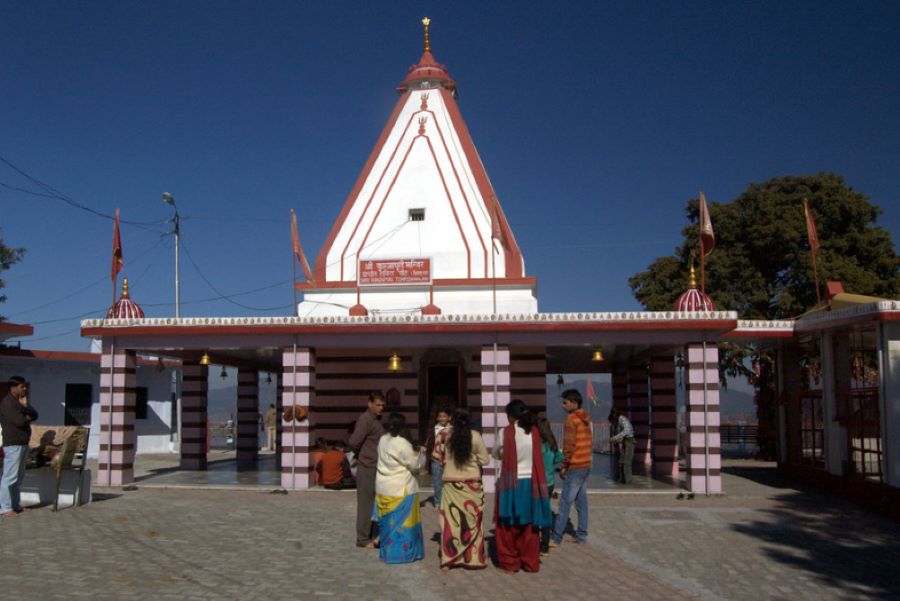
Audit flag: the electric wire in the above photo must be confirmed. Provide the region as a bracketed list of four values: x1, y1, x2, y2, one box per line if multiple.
[6, 238, 166, 318]
[0, 155, 169, 230]
[179, 238, 293, 311]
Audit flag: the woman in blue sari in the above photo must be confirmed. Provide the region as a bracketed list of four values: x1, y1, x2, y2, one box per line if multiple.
[373, 412, 425, 564]
[492, 400, 551, 573]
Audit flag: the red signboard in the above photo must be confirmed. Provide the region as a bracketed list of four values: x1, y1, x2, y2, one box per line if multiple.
[358, 258, 431, 286]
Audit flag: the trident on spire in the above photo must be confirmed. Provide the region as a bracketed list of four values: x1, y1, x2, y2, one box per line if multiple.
[422, 17, 431, 53]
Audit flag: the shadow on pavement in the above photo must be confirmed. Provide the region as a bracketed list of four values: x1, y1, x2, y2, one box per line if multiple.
[729, 484, 900, 600]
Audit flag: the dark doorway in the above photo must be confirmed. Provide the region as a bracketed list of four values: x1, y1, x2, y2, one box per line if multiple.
[421, 364, 463, 444]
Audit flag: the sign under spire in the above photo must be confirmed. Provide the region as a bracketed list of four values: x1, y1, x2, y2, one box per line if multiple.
[422, 17, 431, 53]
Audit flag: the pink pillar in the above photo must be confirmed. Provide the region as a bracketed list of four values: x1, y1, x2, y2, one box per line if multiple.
[650, 355, 678, 479]
[480, 344, 510, 493]
[627, 364, 651, 473]
[685, 343, 722, 494]
[275, 372, 283, 470]
[236, 369, 260, 465]
[98, 343, 136, 486]
[281, 347, 315, 490]
[180, 362, 209, 470]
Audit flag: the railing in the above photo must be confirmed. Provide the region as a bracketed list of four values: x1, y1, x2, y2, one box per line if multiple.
[551, 422, 611, 453]
[720, 424, 759, 445]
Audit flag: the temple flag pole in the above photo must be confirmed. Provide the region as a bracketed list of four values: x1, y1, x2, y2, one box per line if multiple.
[111, 208, 123, 308]
[698, 192, 715, 296]
[803, 198, 822, 304]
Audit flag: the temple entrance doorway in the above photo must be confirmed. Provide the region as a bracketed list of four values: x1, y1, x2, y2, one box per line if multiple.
[418, 349, 466, 446]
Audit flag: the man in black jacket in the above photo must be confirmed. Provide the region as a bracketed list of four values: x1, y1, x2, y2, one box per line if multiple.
[1, 376, 38, 517]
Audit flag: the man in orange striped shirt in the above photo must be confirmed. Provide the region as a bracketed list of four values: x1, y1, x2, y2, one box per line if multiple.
[549, 389, 593, 546]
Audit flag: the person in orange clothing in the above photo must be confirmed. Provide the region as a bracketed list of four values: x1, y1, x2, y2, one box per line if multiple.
[316, 440, 355, 490]
[549, 389, 593, 546]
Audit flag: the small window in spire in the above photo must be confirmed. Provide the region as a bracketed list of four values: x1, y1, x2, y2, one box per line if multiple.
[409, 208, 425, 222]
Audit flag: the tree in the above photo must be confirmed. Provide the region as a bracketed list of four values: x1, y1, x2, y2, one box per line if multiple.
[0, 228, 26, 319]
[629, 173, 900, 458]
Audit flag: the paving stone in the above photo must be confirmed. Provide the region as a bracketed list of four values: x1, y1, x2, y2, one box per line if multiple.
[2, 461, 899, 600]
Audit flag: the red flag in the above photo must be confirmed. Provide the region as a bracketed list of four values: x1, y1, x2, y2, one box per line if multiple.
[585, 374, 599, 407]
[803, 198, 820, 256]
[291, 209, 314, 282]
[111, 208, 123, 285]
[699, 192, 715, 257]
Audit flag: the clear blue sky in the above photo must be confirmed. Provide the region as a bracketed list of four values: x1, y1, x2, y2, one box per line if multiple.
[2, 1, 899, 351]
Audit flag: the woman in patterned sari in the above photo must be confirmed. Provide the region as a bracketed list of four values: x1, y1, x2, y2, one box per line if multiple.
[435, 408, 490, 570]
[373, 413, 425, 564]
[492, 399, 551, 573]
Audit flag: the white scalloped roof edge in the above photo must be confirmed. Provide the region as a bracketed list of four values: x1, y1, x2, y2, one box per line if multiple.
[81, 310, 741, 328]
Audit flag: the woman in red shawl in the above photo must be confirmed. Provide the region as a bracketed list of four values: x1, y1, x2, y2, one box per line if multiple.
[492, 399, 551, 573]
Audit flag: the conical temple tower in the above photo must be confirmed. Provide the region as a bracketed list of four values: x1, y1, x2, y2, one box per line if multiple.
[298, 18, 536, 317]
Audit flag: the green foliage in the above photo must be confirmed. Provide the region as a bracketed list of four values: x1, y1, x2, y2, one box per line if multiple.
[630, 174, 899, 459]
[0, 228, 26, 316]
[629, 173, 900, 319]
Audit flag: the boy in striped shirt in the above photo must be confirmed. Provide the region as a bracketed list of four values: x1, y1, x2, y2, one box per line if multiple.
[549, 389, 593, 546]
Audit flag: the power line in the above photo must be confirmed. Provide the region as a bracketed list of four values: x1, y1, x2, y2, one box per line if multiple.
[179, 239, 294, 312]
[7, 238, 166, 318]
[0, 155, 169, 230]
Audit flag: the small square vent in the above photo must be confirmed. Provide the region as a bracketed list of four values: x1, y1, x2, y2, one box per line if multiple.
[409, 208, 425, 222]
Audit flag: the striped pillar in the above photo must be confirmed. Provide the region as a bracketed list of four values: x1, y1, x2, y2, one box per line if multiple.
[480, 344, 510, 493]
[180, 362, 209, 470]
[650, 355, 678, 479]
[236, 369, 260, 466]
[282, 347, 315, 490]
[627, 364, 651, 473]
[98, 343, 136, 486]
[275, 371, 283, 470]
[685, 343, 722, 494]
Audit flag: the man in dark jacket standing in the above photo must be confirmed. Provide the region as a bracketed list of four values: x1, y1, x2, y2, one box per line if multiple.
[1, 376, 38, 517]
[348, 391, 385, 547]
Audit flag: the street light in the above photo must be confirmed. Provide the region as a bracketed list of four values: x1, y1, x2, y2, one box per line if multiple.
[162, 192, 181, 318]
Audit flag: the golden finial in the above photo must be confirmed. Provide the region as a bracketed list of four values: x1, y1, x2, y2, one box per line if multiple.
[121, 277, 130, 298]
[422, 17, 431, 53]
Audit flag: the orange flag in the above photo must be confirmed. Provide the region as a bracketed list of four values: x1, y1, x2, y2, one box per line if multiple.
[291, 209, 314, 282]
[699, 192, 715, 257]
[803, 198, 820, 256]
[585, 374, 599, 407]
[111, 208, 123, 285]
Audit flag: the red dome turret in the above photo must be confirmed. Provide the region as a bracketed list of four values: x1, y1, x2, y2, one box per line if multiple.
[674, 264, 715, 312]
[107, 277, 145, 319]
[396, 17, 457, 94]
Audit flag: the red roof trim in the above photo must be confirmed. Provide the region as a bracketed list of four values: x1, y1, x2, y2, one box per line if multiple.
[0, 322, 34, 336]
[315, 91, 410, 282]
[82, 319, 737, 338]
[439, 88, 524, 278]
[0, 348, 100, 362]
[0, 347, 181, 366]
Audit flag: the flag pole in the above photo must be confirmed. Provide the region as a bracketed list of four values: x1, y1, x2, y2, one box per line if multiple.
[292, 249, 298, 314]
[803, 198, 822, 304]
[810, 244, 821, 304]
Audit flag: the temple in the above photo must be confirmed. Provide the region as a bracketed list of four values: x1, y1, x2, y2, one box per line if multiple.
[67, 19, 899, 515]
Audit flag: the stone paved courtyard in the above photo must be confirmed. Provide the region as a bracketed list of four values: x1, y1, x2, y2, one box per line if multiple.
[2, 461, 898, 600]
